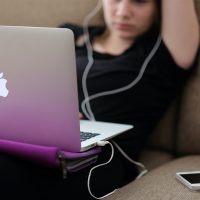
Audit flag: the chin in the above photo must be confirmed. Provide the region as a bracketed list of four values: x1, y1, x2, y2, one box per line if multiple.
[115, 28, 140, 39]
[117, 32, 137, 40]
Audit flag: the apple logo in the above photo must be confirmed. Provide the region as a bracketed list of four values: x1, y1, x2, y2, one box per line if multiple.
[0, 72, 9, 97]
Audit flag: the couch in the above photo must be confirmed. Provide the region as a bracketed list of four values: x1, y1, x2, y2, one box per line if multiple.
[1, 0, 199, 199]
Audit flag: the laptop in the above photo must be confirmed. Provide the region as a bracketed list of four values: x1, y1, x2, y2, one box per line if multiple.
[0, 25, 133, 152]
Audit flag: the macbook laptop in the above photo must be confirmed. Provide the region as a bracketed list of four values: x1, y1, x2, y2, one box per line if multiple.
[0, 25, 133, 152]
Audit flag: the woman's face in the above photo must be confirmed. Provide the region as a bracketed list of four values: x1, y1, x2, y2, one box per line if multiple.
[102, 0, 158, 40]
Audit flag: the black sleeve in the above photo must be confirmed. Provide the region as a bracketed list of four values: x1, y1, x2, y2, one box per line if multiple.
[58, 23, 84, 41]
[150, 39, 199, 88]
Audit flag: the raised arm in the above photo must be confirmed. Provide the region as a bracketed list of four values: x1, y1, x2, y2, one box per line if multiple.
[161, 0, 200, 69]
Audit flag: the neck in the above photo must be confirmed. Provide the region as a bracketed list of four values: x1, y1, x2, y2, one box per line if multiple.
[93, 29, 135, 55]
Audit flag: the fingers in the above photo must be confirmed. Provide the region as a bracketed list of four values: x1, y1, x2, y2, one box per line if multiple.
[79, 112, 83, 119]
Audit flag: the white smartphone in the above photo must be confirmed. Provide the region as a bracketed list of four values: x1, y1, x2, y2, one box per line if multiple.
[176, 171, 200, 190]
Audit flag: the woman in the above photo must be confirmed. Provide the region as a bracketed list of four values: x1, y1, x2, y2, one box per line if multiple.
[0, 0, 199, 199]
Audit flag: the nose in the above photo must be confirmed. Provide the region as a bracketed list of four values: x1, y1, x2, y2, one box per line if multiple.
[116, 0, 133, 18]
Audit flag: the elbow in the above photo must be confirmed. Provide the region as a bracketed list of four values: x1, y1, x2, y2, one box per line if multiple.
[162, 23, 200, 69]
[170, 33, 200, 70]
[176, 38, 199, 69]
[174, 49, 199, 70]
[175, 55, 198, 70]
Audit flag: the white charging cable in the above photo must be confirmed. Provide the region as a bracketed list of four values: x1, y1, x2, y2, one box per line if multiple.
[87, 140, 148, 199]
[87, 141, 119, 199]
[111, 140, 148, 180]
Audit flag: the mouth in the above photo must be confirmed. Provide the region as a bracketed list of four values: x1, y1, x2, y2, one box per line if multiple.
[114, 23, 132, 30]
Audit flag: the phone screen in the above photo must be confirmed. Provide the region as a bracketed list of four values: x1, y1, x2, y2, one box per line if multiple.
[180, 173, 200, 184]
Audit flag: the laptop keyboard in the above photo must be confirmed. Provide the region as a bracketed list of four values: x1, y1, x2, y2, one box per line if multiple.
[80, 131, 100, 142]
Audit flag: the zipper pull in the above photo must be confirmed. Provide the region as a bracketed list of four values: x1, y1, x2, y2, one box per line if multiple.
[59, 155, 68, 179]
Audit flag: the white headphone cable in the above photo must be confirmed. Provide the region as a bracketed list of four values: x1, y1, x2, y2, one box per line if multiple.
[82, 0, 102, 120]
[81, 34, 162, 119]
[81, 0, 162, 121]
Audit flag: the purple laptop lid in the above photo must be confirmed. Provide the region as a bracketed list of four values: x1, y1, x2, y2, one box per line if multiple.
[0, 26, 81, 152]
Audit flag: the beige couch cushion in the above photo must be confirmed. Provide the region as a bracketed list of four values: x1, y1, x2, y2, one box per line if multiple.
[176, 66, 200, 155]
[139, 149, 173, 170]
[0, 0, 103, 27]
[145, 99, 178, 152]
[195, 0, 200, 24]
[104, 156, 200, 200]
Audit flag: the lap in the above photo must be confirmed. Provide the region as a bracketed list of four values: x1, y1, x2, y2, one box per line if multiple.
[0, 145, 138, 199]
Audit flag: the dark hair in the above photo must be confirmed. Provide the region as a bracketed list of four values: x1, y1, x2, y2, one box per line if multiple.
[156, 0, 161, 5]
[154, 0, 161, 31]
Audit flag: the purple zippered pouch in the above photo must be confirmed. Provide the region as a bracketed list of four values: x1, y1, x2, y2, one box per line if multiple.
[0, 139, 101, 173]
